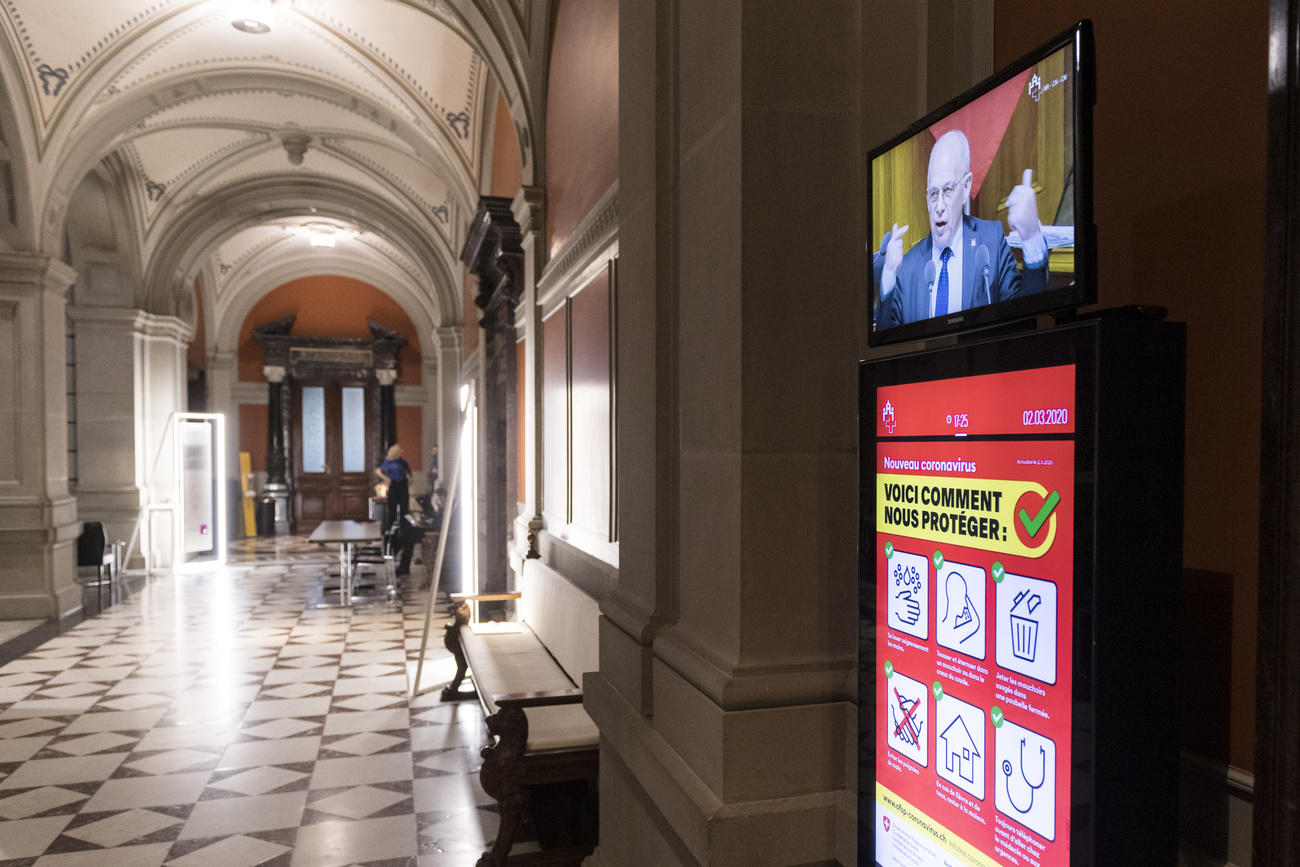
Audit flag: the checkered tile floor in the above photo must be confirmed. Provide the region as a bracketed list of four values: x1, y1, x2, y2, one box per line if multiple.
[0, 538, 528, 866]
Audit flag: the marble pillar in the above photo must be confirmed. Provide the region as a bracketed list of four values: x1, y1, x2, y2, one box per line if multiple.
[377, 367, 398, 456]
[262, 364, 290, 535]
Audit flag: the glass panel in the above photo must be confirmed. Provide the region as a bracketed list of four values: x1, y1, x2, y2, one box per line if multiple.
[341, 387, 366, 472]
[301, 386, 325, 473]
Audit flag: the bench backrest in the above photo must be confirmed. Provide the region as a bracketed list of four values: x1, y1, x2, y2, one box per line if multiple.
[518, 557, 600, 682]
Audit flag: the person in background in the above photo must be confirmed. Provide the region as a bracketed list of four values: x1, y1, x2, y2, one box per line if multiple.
[419, 486, 460, 593]
[375, 443, 415, 576]
[427, 444, 439, 491]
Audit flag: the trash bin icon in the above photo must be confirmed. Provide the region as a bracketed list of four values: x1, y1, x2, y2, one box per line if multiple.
[1010, 614, 1038, 661]
[1009, 590, 1043, 662]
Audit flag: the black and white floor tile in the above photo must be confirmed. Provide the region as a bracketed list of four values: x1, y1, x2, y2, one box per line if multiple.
[0, 539, 531, 866]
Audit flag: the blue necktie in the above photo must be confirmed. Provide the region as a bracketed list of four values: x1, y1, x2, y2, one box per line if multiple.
[935, 247, 953, 316]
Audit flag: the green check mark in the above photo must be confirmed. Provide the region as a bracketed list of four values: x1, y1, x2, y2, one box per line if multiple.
[990, 706, 1004, 727]
[1018, 490, 1061, 538]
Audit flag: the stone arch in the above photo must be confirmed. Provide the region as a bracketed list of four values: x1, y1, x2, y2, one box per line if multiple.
[212, 258, 438, 361]
[140, 176, 460, 324]
[37, 68, 480, 257]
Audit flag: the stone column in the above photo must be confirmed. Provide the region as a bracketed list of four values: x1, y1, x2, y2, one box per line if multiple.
[461, 198, 523, 596]
[376, 367, 398, 455]
[586, 4, 860, 864]
[63, 307, 190, 568]
[206, 350, 241, 543]
[0, 254, 81, 620]
[138, 314, 191, 569]
[433, 327, 462, 484]
[262, 364, 290, 535]
[66, 307, 148, 553]
[421, 357, 439, 485]
[513, 186, 545, 555]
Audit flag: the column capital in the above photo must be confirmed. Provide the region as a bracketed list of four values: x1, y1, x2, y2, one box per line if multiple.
[461, 196, 524, 322]
[375, 368, 398, 386]
[512, 185, 545, 237]
[434, 326, 463, 353]
[207, 350, 237, 370]
[0, 253, 77, 298]
[262, 365, 287, 383]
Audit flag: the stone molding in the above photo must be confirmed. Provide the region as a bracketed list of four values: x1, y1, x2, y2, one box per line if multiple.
[0, 494, 79, 533]
[651, 626, 856, 711]
[394, 384, 429, 404]
[231, 382, 266, 404]
[536, 182, 618, 309]
[583, 671, 851, 865]
[511, 185, 545, 238]
[206, 349, 236, 370]
[67, 305, 194, 345]
[434, 325, 463, 352]
[0, 253, 76, 296]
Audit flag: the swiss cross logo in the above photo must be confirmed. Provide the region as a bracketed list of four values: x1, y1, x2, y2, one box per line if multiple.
[883, 816, 891, 832]
[883, 401, 897, 434]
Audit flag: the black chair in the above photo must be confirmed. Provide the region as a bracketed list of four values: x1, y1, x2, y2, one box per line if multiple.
[76, 521, 113, 610]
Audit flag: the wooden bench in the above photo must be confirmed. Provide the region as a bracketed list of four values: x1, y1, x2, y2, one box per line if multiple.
[441, 556, 600, 866]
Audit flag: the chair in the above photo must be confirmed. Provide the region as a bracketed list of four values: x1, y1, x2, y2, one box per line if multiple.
[76, 521, 114, 610]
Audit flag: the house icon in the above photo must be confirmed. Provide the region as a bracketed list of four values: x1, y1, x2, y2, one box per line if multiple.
[940, 715, 981, 784]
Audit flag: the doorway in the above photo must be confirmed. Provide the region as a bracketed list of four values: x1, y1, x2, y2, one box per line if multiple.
[292, 379, 375, 531]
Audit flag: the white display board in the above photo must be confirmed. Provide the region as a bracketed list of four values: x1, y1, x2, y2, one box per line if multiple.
[174, 413, 227, 566]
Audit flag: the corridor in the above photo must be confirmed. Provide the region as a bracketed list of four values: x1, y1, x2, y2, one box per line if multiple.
[0, 541, 516, 866]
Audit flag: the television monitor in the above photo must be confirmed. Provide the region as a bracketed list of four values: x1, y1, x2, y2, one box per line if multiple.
[867, 20, 1095, 346]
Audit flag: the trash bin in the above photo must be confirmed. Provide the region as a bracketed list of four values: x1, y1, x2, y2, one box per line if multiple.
[255, 497, 276, 536]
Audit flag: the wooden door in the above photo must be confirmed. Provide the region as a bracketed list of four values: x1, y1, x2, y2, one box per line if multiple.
[292, 379, 374, 532]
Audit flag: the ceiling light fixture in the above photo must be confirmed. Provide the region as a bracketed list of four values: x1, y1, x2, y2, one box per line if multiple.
[230, 0, 275, 34]
[295, 222, 344, 248]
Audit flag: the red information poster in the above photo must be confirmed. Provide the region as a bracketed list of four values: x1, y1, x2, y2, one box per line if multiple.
[873, 365, 1075, 867]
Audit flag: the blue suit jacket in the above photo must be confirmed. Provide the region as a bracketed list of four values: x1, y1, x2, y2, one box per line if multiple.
[876, 215, 1048, 329]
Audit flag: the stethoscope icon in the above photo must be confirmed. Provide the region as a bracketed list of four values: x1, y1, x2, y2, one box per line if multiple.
[1001, 737, 1046, 813]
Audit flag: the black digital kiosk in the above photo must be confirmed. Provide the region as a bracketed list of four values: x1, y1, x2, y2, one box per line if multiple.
[860, 19, 1183, 867]
[859, 317, 1183, 865]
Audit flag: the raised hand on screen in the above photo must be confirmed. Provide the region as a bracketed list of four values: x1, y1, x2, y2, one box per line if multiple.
[1006, 168, 1042, 243]
[880, 222, 909, 293]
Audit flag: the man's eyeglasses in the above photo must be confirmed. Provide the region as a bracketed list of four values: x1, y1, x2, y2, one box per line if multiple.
[926, 175, 968, 206]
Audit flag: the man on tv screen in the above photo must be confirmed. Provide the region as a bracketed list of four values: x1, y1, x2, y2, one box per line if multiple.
[876, 130, 1047, 328]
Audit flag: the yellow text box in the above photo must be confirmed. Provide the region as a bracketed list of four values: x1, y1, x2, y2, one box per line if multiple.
[877, 473, 1057, 558]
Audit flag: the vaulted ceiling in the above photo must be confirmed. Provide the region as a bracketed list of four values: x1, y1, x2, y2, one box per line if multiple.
[0, 0, 545, 343]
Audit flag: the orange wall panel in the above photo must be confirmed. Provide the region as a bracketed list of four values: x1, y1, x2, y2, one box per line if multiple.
[569, 270, 610, 537]
[996, 1, 1265, 772]
[239, 403, 268, 472]
[543, 307, 568, 523]
[395, 406, 422, 472]
[237, 275, 421, 385]
[491, 91, 523, 198]
[545, 0, 618, 260]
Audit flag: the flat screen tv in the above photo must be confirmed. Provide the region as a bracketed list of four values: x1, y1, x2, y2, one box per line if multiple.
[868, 21, 1095, 346]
